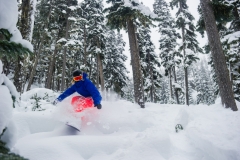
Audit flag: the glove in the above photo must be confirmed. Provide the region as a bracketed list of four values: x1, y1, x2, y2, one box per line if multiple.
[52, 99, 59, 105]
[95, 104, 102, 109]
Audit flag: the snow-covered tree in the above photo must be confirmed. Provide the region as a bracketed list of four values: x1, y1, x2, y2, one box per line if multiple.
[170, 0, 202, 105]
[104, 0, 157, 108]
[197, 0, 240, 102]
[153, 0, 182, 104]
[0, 0, 32, 158]
[200, 0, 238, 111]
[80, 0, 106, 91]
[13, 0, 36, 92]
[189, 59, 216, 105]
[104, 30, 129, 97]
[137, 24, 162, 102]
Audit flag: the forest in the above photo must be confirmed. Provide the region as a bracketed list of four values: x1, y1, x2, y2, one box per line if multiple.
[0, 0, 240, 159]
[0, 0, 239, 109]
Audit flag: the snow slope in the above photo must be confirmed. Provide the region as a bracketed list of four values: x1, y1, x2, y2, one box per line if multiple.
[6, 89, 240, 160]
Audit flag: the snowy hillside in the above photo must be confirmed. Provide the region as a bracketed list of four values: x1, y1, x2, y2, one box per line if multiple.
[2, 89, 240, 160]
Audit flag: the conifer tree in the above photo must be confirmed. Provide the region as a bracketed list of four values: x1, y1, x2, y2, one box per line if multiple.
[170, 0, 202, 105]
[190, 59, 216, 105]
[200, 0, 238, 111]
[197, 0, 240, 103]
[0, 60, 27, 159]
[137, 24, 162, 102]
[104, 0, 156, 108]
[158, 75, 170, 104]
[13, 0, 36, 92]
[122, 77, 135, 103]
[104, 30, 129, 97]
[0, 29, 32, 60]
[222, 0, 240, 101]
[81, 0, 106, 91]
[57, 0, 79, 91]
[27, 0, 55, 91]
[154, 0, 182, 104]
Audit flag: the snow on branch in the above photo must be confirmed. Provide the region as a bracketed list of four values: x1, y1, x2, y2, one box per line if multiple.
[0, 0, 33, 51]
[68, 6, 77, 11]
[123, 0, 157, 18]
[68, 17, 77, 21]
[57, 38, 67, 43]
[222, 31, 240, 43]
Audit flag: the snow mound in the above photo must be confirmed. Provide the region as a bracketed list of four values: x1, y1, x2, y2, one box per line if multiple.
[20, 88, 59, 111]
[0, 85, 13, 134]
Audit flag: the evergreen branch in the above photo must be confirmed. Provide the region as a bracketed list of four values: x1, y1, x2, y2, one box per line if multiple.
[0, 41, 33, 60]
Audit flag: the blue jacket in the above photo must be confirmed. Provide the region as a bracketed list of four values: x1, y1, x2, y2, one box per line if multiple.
[57, 73, 102, 106]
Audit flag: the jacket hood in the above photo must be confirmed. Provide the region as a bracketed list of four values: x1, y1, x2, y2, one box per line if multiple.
[82, 72, 88, 80]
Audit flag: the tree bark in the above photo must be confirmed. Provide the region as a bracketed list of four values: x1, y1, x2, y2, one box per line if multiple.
[97, 39, 105, 92]
[28, 8, 53, 90]
[232, 5, 240, 31]
[169, 68, 174, 100]
[13, 0, 32, 93]
[26, 44, 41, 91]
[147, 52, 154, 102]
[150, 65, 154, 102]
[184, 67, 189, 105]
[61, 6, 70, 91]
[96, 50, 99, 89]
[179, 1, 189, 106]
[173, 67, 180, 104]
[200, 0, 238, 111]
[45, 48, 58, 89]
[19, 0, 31, 41]
[13, 56, 24, 92]
[83, 24, 87, 66]
[127, 19, 145, 108]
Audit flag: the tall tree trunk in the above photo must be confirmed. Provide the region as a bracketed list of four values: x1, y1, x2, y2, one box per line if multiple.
[127, 19, 145, 108]
[27, 0, 52, 91]
[147, 52, 154, 102]
[46, 31, 60, 89]
[14, 0, 32, 92]
[169, 68, 174, 100]
[19, 0, 31, 41]
[97, 39, 104, 92]
[150, 66, 154, 102]
[61, 48, 67, 91]
[96, 52, 99, 89]
[61, 10, 70, 91]
[26, 44, 41, 91]
[83, 24, 87, 66]
[45, 48, 58, 89]
[182, 30, 189, 106]
[200, 0, 238, 111]
[97, 53, 104, 91]
[184, 67, 189, 105]
[173, 66, 180, 104]
[179, 2, 189, 106]
[13, 57, 24, 92]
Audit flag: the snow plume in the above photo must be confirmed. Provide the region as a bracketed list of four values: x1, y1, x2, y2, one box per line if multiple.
[0, 0, 33, 51]
[123, 0, 157, 19]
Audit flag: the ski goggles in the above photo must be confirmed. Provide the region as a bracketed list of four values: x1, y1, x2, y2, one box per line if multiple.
[73, 75, 82, 81]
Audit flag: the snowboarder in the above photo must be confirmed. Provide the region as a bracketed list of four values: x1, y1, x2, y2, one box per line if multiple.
[53, 69, 102, 109]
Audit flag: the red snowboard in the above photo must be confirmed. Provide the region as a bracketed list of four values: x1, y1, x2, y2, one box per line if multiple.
[71, 96, 94, 112]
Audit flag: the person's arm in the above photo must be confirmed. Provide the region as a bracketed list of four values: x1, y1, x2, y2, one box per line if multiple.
[57, 85, 75, 102]
[85, 80, 102, 107]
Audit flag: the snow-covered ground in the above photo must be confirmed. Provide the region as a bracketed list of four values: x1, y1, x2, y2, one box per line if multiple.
[1, 88, 239, 160]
